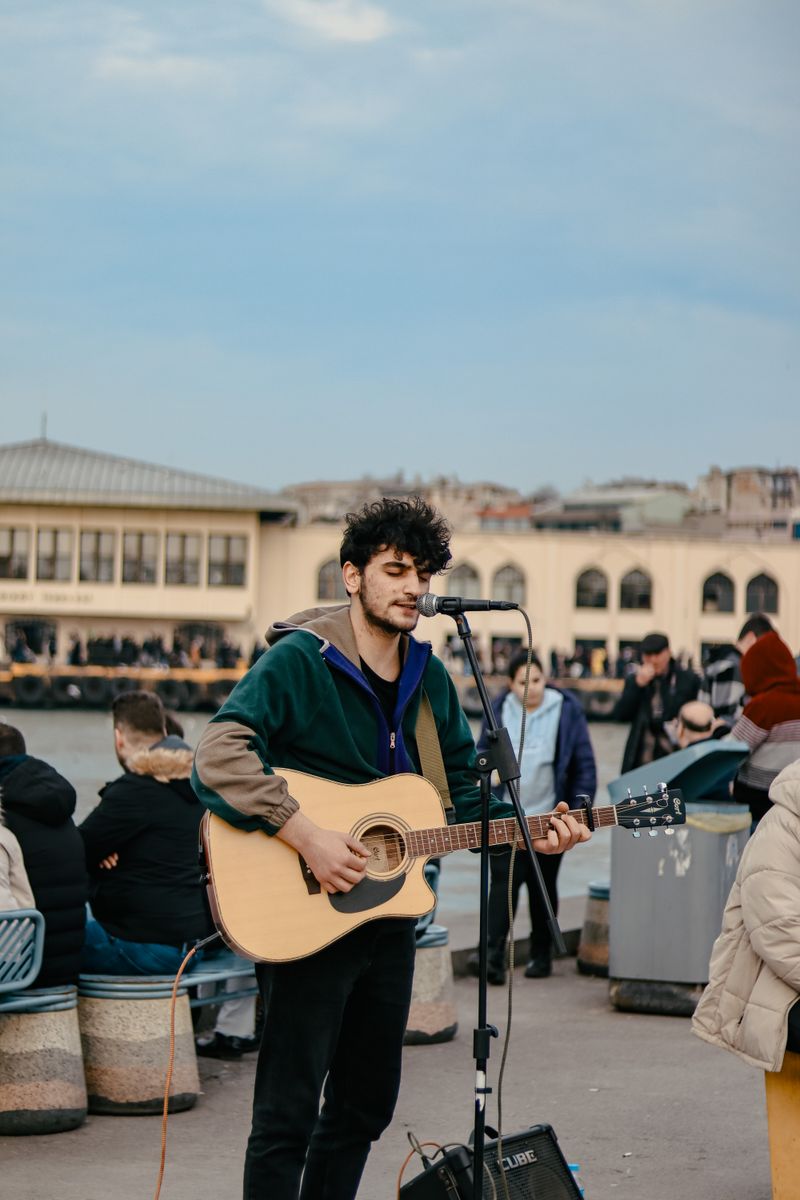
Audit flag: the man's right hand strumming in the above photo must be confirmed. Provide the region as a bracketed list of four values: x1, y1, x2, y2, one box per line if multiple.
[278, 810, 369, 894]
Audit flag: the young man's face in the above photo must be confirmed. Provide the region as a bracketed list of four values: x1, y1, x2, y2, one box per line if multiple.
[344, 547, 432, 636]
[509, 663, 546, 710]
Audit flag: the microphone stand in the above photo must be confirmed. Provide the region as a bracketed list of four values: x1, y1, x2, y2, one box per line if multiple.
[450, 612, 565, 1200]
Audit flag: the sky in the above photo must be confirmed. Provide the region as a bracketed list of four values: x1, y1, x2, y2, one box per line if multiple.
[1, 1, 798, 496]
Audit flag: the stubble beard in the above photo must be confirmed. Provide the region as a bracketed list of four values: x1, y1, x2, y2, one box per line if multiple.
[358, 583, 418, 639]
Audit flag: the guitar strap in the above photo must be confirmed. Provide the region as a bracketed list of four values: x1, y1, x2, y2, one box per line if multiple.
[416, 690, 454, 819]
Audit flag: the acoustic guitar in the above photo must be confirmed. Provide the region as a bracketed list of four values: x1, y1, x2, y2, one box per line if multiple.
[200, 768, 684, 962]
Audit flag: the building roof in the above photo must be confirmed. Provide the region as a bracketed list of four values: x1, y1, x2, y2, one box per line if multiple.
[0, 439, 296, 515]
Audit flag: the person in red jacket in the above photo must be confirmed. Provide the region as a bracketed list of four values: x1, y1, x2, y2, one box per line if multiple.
[730, 630, 800, 827]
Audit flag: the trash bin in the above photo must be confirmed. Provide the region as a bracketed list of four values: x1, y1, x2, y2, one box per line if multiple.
[607, 741, 750, 1015]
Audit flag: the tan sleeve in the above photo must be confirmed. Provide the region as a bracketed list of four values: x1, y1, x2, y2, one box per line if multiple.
[193, 719, 299, 831]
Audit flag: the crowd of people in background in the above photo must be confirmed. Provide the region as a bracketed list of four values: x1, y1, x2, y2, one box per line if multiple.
[4, 628, 252, 669]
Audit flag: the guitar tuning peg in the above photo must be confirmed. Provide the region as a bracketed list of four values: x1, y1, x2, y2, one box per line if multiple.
[632, 830, 641, 838]
[648, 829, 658, 837]
[664, 827, 675, 836]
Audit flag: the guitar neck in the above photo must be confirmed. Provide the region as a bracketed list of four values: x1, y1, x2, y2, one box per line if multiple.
[406, 804, 618, 859]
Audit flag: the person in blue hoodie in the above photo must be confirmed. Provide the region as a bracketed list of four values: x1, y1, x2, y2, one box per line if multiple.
[475, 649, 597, 983]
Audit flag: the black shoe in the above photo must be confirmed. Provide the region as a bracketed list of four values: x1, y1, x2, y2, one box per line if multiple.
[196, 1033, 249, 1060]
[524, 955, 552, 979]
[231, 1034, 261, 1054]
[487, 962, 507, 986]
[466, 948, 507, 986]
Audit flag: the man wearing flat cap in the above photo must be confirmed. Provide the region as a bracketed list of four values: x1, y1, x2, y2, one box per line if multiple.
[613, 632, 699, 773]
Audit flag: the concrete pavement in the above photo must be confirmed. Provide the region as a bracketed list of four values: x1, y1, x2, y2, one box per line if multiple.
[1, 949, 771, 1200]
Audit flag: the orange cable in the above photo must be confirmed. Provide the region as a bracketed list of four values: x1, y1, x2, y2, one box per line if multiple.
[153, 945, 198, 1200]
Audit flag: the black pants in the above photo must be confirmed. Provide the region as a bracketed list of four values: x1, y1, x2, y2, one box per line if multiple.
[487, 847, 562, 960]
[244, 918, 417, 1200]
[787, 998, 800, 1056]
[732, 778, 772, 828]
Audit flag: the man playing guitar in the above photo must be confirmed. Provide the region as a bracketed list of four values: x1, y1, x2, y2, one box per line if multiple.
[193, 496, 590, 1200]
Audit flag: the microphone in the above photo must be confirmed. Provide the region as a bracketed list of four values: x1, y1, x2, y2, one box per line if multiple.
[416, 594, 519, 617]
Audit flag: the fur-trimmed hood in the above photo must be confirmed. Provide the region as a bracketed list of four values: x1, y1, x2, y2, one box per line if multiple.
[127, 735, 194, 784]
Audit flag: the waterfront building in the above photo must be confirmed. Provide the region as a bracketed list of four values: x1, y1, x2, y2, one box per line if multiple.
[0, 439, 294, 665]
[1, 438, 797, 674]
[258, 522, 798, 673]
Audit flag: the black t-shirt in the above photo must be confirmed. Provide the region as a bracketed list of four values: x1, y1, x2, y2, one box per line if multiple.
[360, 658, 399, 728]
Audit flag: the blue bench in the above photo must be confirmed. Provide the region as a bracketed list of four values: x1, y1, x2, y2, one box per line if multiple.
[184, 947, 259, 1009]
[0, 909, 88, 1133]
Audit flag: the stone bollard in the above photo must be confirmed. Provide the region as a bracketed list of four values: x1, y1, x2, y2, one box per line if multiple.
[78, 975, 199, 1115]
[577, 881, 610, 977]
[404, 925, 458, 1046]
[0, 986, 87, 1134]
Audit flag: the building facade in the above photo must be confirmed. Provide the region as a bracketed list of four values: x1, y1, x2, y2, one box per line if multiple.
[258, 523, 798, 670]
[1, 440, 797, 674]
[0, 440, 293, 665]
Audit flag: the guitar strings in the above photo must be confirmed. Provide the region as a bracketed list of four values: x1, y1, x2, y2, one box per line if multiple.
[358, 803, 660, 856]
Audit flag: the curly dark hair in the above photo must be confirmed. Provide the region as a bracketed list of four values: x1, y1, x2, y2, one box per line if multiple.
[339, 497, 452, 574]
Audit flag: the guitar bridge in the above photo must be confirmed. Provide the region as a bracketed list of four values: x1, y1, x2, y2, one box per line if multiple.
[298, 855, 321, 895]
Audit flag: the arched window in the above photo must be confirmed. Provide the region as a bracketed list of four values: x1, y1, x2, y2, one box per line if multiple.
[746, 573, 779, 615]
[619, 569, 652, 610]
[447, 563, 480, 595]
[317, 558, 347, 601]
[492, 564, 526, 606]
[701, 572, 735, 614]
[575, 568, 608, 609]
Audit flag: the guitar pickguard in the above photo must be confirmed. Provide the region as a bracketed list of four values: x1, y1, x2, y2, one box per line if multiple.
[328, 874, 406, 914]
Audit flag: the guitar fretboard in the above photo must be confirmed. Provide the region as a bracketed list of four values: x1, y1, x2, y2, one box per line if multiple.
[405, 804, 619, 859]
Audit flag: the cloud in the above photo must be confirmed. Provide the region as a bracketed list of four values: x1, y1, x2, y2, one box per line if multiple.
[96, 51, 223, 87]
[264, 0, 396, 44]
[93, 11, 226, 88]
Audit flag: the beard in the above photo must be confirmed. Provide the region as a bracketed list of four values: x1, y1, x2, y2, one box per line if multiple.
[358, 580, 419, 638]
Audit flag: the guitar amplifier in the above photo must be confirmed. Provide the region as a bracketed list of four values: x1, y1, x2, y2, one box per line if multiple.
[399, 1124, 582, 1199]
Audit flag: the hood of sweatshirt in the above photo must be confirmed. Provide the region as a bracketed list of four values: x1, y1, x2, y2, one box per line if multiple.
[0, 756, 77, 827]
[266, 604, 421, 674]
[740, 631, 800, 697]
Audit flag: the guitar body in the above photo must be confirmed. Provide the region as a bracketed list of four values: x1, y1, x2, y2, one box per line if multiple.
[201, 769, 446, 962]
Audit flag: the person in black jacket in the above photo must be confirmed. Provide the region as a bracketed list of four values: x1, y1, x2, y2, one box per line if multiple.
[613, 632, 699, 774]
[0, 722, 88, 986]
[79, 691, 212, 975]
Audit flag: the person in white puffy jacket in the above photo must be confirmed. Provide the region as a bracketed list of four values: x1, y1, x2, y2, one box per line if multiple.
[692, 758, 800, 1071]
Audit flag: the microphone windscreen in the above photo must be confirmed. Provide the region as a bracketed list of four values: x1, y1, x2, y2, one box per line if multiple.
[416, 593, 439, 618]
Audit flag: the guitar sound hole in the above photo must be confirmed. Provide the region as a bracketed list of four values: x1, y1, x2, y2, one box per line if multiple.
[362, 824, 406, 877]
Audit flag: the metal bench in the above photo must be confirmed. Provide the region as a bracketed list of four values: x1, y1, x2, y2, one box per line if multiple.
[0, 909, 87, 1133]
[183, 946, 259, 1009]
[0, 908, 45, 1004]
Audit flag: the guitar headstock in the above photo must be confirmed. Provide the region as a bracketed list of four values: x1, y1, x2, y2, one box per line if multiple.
[615, 783, 684, 838]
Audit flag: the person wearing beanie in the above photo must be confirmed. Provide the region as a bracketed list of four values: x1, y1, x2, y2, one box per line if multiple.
[612, 632, 699, 773]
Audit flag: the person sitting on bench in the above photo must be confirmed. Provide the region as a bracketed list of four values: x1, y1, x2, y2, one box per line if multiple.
[79, 691, 212, 976]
